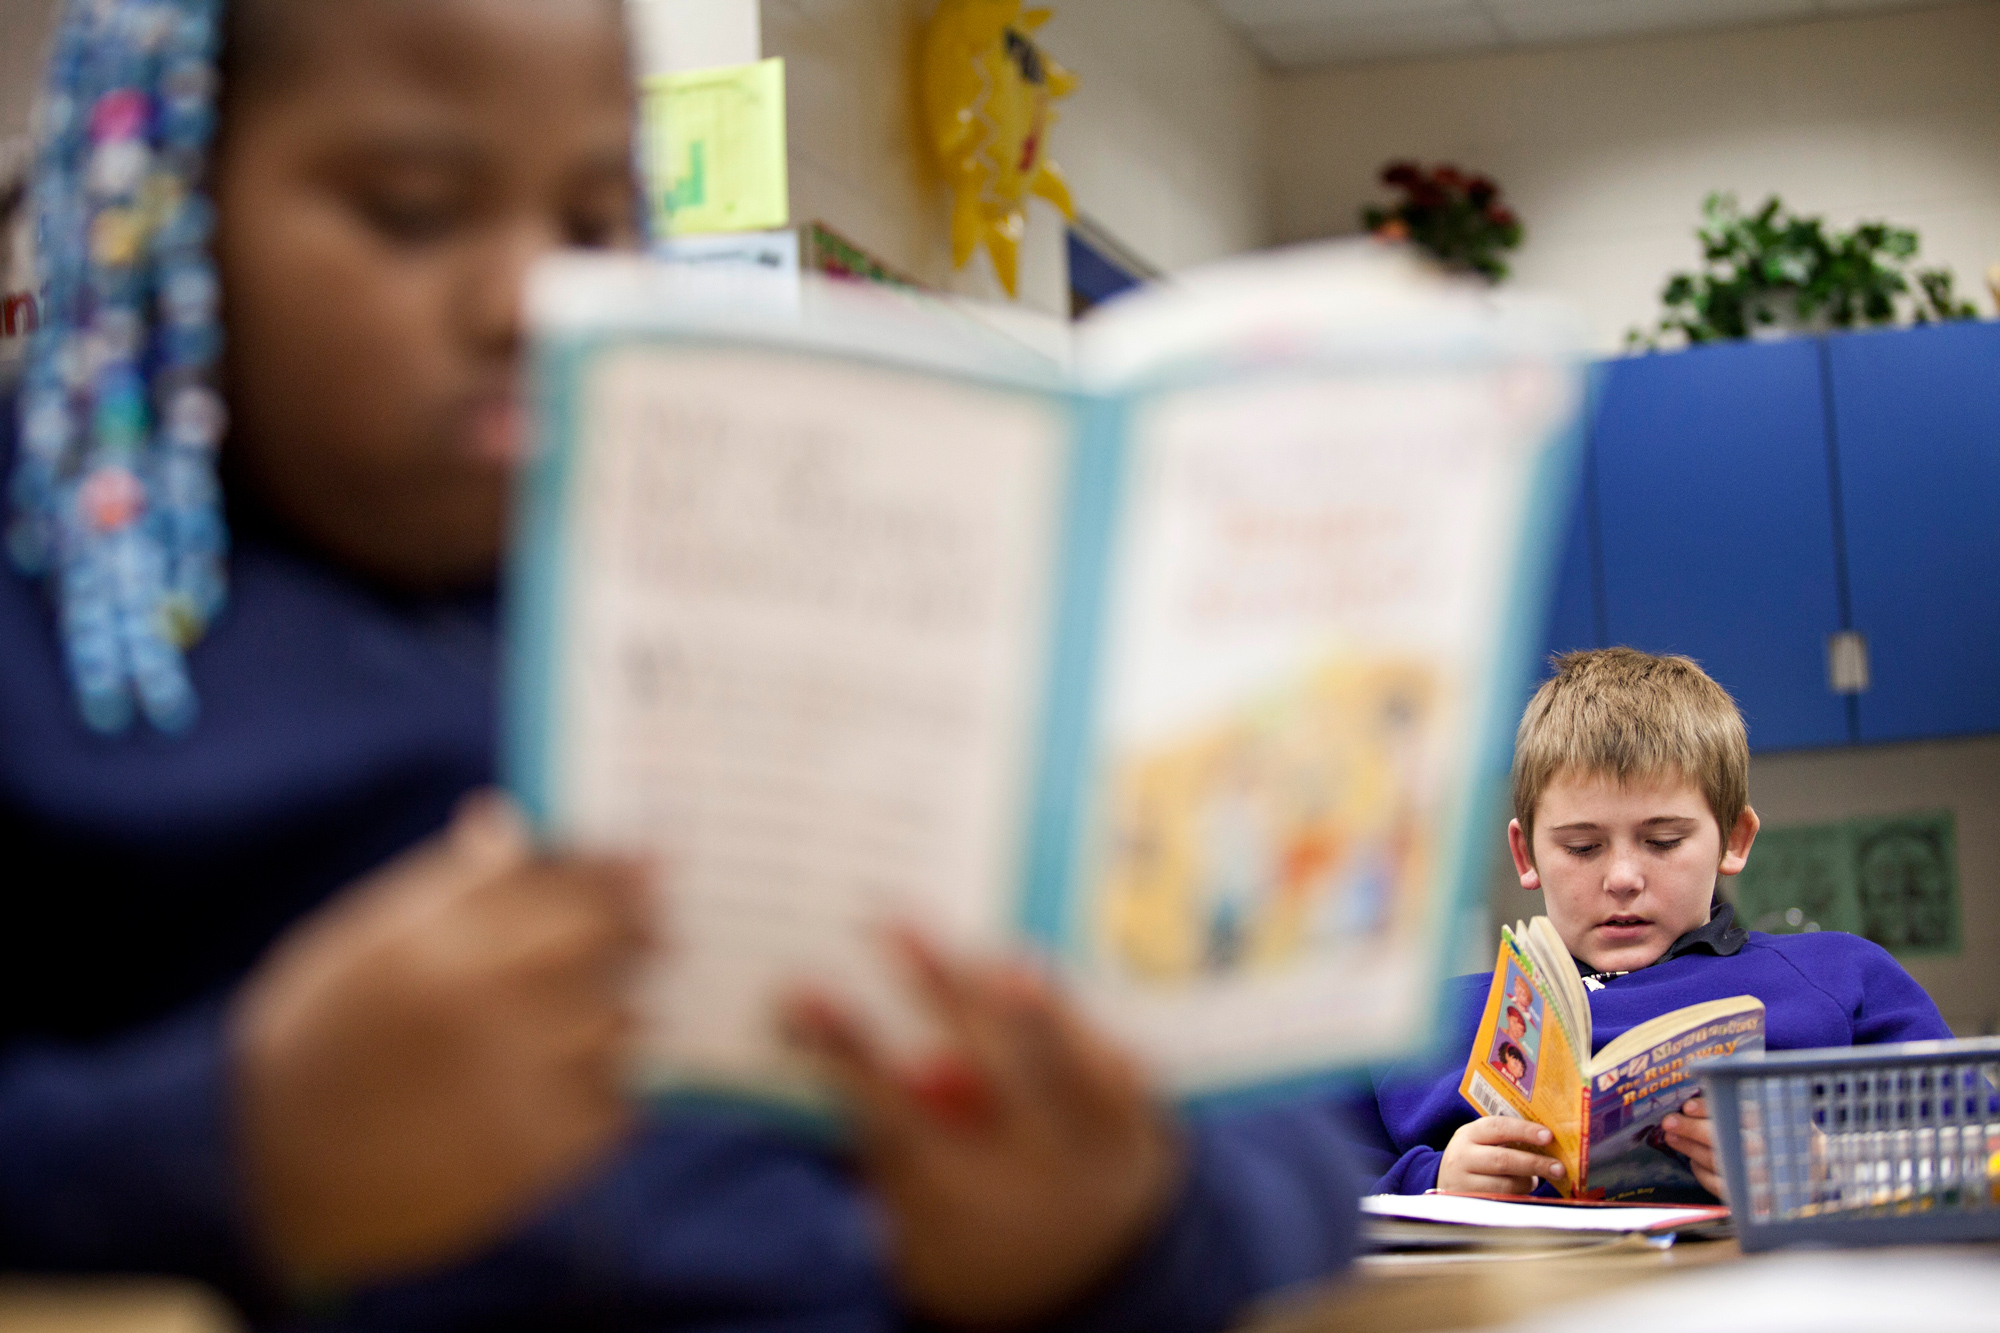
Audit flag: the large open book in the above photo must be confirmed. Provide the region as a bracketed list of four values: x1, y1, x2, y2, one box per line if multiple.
[1461, 917, 1765, 1202]
[506, 246, 1587, 1114]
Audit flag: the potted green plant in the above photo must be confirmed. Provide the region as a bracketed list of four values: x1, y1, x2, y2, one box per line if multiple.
[1362, 162, 1523, 282]
[1632, 193, 1979, 348]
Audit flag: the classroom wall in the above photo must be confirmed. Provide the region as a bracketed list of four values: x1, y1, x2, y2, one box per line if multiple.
[0, 0, 1272, 335]
[1267, 1, 2000, 351]
[765, 0, 1272, 316]
[1747, 736, 2000, 1038]
[0, 0, 54, 378]
[0, 0, 53, 165]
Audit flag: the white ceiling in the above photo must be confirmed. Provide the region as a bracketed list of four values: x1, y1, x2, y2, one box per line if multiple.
[1210, 0, 1967, 69]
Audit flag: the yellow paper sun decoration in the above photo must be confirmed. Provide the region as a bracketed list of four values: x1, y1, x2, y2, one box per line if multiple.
[921, 1, 1078, 298]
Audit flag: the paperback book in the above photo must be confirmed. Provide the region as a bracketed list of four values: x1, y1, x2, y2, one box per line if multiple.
[1461, 916, 1765, 1201]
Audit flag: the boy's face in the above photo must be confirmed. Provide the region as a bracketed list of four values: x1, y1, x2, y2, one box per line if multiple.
[214, 0, 639, 592]
[1509, 770, 1759, 974]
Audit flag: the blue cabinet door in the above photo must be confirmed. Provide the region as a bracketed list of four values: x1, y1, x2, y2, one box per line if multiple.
[1592, 340, 1851, 752]
[1539, 437, 1603, 673]
[1829, 321, 2000, 744]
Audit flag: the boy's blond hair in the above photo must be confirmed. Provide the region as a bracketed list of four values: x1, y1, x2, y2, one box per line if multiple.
[1512, 647, 1748, 853]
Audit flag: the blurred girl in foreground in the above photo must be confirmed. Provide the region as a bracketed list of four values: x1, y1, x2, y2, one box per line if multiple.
[0, 1, 1358, 1327]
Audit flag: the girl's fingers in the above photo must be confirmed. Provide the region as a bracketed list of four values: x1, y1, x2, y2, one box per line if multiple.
[450, 790, 534, 866]
[780, 989, 921, 1149]
[988, 962, 1145, 1135]
[891, 928, 968, 1012]
[889, 930, 1039, 1124]
[905, 1052, 999, 1127]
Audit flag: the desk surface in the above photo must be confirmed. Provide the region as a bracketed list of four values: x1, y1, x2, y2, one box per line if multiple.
[6, 1239, 1994, 1333]
[1253, 1237, 2000, 1333]
[1248, 1236, 1743, 1333]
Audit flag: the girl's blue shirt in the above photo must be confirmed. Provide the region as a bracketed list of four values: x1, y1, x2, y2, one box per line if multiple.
[0, 395, 1358, 1331]
[1347, 925, 1953, 1196]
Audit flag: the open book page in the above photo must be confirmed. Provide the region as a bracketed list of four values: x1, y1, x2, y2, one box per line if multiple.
[516, 332, 1071, 1106]
[1580, 997, 1765, 1202]
[1460, 930, 1586, 1191]
[1070, 371, 1573, 1090]
[1066, 251, 1589, 1093]
[1507, 917, 1587, 1062]
[1528, 915, 1592, 1054]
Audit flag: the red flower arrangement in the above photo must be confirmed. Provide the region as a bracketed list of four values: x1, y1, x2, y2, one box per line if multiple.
[1363, 161, 1523, 282]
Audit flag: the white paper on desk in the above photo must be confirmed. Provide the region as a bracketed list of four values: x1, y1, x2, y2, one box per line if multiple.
[1362, 1194, 1724, 1234]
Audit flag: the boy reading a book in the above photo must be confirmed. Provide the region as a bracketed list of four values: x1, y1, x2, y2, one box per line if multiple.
[1345, 648, 1950, 1201]
[0, 1, 1357, 1327]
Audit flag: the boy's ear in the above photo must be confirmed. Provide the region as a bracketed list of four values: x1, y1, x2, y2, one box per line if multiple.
[1508, 819, 1541, 891]
[1717, 805, 1761, 877]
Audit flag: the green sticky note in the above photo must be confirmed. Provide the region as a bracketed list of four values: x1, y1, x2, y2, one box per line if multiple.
[1728, 810, 1960, 956]
[643, 58, 790, 237]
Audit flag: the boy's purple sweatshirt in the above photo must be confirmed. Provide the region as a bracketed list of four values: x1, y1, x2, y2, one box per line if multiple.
[1345, 916, 1952, 1196]
[0, 398, 1356, 1333]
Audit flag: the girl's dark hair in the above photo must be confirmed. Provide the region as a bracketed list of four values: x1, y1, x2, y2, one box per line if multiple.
[219, 0, 319, 96]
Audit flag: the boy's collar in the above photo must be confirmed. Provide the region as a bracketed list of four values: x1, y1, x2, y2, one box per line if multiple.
[1574, 902, 1749, 989]
[1666, 901, 1750, 962]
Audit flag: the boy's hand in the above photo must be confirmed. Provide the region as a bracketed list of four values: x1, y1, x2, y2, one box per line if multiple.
[231, 793, 653, 1286]
[1438, 1117, 1566, 1194]
[1662, 1095, 1728, 1202]
[785, 933, 1182, 1331]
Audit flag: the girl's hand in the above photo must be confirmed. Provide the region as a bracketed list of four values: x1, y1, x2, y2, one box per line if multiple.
[231, 793, 653, 1286]
[785, 932, 1182, 1331]
[1663, 1095, 1728, 1202]
[1438, 1116, 1566, 1194]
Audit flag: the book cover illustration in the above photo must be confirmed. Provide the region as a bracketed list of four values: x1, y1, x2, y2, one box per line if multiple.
[1101, 660, 1435, 983]
[1584, 1007, 1765, 1203]
[1485, 954, 1542, 1100]
[1460, 924, 1585, 1189]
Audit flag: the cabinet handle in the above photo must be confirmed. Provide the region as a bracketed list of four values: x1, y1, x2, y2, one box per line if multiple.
[1828, 631, 1871, 695]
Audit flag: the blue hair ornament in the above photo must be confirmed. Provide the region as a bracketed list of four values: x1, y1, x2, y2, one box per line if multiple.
[10, 0, 227, 735]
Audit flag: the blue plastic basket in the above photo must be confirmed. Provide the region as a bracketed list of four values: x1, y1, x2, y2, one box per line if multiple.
[1699, 1037, 2000, 1252]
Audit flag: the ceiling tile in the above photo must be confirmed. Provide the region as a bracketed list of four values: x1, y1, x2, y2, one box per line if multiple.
[1216, 0, 1969, 69]
[1245, 9, 1509, 67]
[1489, 0, 1817, 45]
[1216, 0, 1472, 21]
[1813, 0, 1964, 9]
